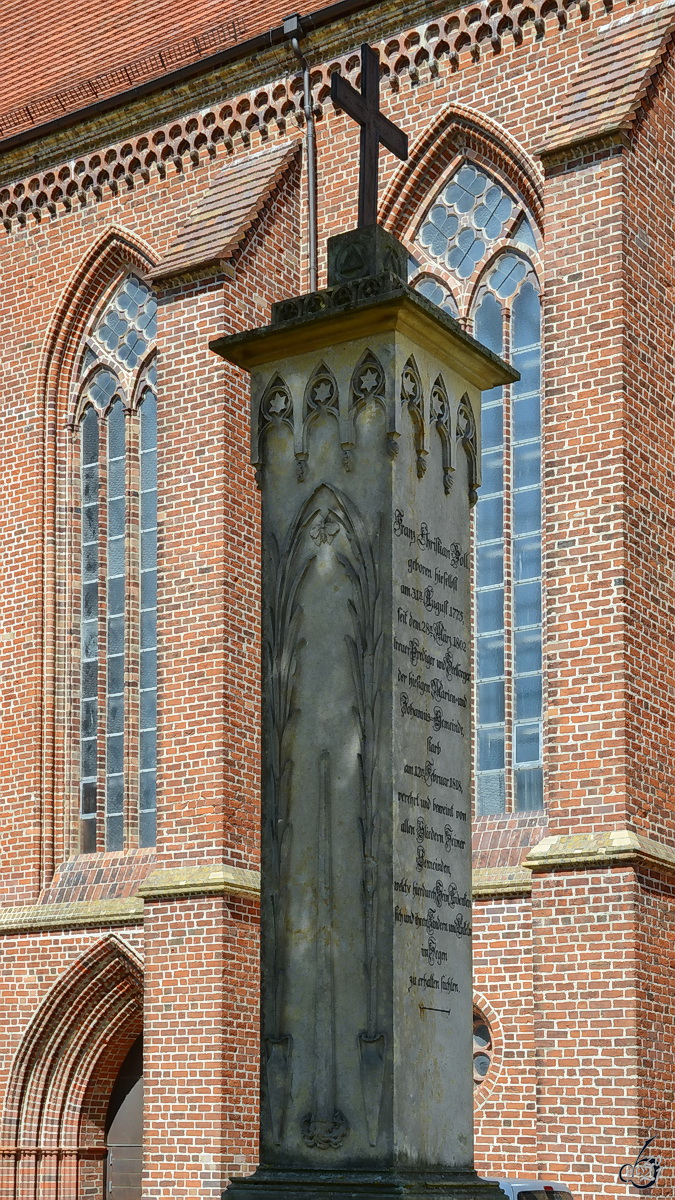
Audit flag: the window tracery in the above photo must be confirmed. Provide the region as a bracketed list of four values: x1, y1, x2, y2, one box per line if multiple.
[412, 161, 543, 816]
[74, 274, 158, 851]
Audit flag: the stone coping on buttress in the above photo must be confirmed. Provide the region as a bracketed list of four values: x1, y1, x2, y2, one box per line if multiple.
[5, 837, 675, 933]
[523, 828, 675, 874]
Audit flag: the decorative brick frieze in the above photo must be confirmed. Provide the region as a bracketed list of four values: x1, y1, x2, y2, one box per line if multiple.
[0, 0, 613, 233]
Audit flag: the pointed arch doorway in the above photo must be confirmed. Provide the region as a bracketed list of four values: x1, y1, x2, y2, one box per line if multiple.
[0, 936, 144, 1200]
[105, 1034, 144, 1199]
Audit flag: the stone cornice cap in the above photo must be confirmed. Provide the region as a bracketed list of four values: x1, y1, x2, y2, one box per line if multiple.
[523, 828, 675, 874]
[539, 0, 675, 163]
[148, 139, 300, 285]
[138, 863, 261, 901]
[210, 272, 518, 392]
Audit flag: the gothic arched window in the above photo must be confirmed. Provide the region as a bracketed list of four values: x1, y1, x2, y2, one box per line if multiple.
[412, 161, 543, 815]
[74, 275, 157, 851]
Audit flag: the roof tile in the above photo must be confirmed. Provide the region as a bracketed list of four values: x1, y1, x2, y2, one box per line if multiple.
[541, 0, 675, 155]
[148, 139, 301, 283]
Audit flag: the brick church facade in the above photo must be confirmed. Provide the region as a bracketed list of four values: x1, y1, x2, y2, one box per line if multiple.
[0, 0, 673, 1195]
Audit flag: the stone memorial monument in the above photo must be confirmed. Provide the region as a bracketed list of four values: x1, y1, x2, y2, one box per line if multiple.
[210, 43, 516, 1200]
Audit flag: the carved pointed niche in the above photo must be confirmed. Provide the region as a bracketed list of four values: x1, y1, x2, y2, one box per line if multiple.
[300, 361, 340, 479]
[457, 391, 479, 505]
[430, 374, 455, 496]
[400, 355, 427, 479]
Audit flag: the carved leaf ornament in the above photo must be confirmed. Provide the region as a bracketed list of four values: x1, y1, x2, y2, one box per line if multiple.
[265, 484, 388, 1150]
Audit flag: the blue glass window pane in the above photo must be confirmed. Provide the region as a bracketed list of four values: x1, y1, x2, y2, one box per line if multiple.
[140, 729, 156, 770]
[108, 655, 124, 695]
[140, 770, 156, 806]
[515, 723, 540, 764]
[107, 615, 124, 655]
[140, 392, 157, 449]
[478, 727, 504, 770]
[83, 543, 98, 579]
[107, 776, 124, 815]
[513, 395, 541, 441]
[83, 504, 99, 543]
[108, 407, 126, 457]
[477, 588, 504, 634]
[141, 649, 157, 689]
[477, 542, 503, 588]
[513, 441, 540, 488]
[481, 449, 503, 494]
[140, 688, 157, 728]
[513, 488, 541, 535]
[106, 815, 124, 852]
[515, 628, 542, 674]
[479, 680, 505, 724]
[514, 581, 541, 628]
[108, 497, 125, 535]
[476, 495, 503, 542]
[82, 737, 97, 777]
[481, 405, 503, 450]
[107, 536, 125, 576]
[81, 699, 97, 738]
[141, 530, 157, 570]
[512, 347, 540, 396]
[477, 634, 504, 680]
[141, 571, 157, 608]
[477, 772, 505, 816]
[107, 733, 124, 774]
[141, 610, 156, 646]
[82, 661, 97, 697]
[514, 535, 541, 581]
[83, 582, 98, 619]
[515, 673, 542, 720]
[108, 575, 124, 616]
[447, 228, 485, 278]
[491, 254, 527, 298]
[82, 620, 98, 660]
[139, 807, 156, 848]
[141, 451, 157, 491]
[108, 458, 125, 498]
[515, 767, 543, 811]
[82, 408, 99, 463]
[82, 465, 98, 505]
[511, 281, 541, 350]
[108, 694, 124, 734]
[474, 292, 503, 355]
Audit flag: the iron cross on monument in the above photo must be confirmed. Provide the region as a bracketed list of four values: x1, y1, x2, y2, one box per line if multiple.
[331, 43, 409, 227]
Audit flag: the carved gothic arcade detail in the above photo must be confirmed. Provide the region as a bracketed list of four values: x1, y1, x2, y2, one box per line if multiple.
[300, 361, 340, 478]
[430, 374, 455, 496]
[253, 373, 294, 488]
[400, 355, 427, 479]
[457, 392, 479, 505]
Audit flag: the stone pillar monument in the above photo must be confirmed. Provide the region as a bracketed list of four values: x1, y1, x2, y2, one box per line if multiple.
[211, 224, 516, 1200]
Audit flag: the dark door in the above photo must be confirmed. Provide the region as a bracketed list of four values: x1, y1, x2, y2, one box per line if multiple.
[105, 1037, 143, 1199]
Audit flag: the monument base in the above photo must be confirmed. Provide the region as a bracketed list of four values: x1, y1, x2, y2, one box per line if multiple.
[224, 1167, 506, 1200]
